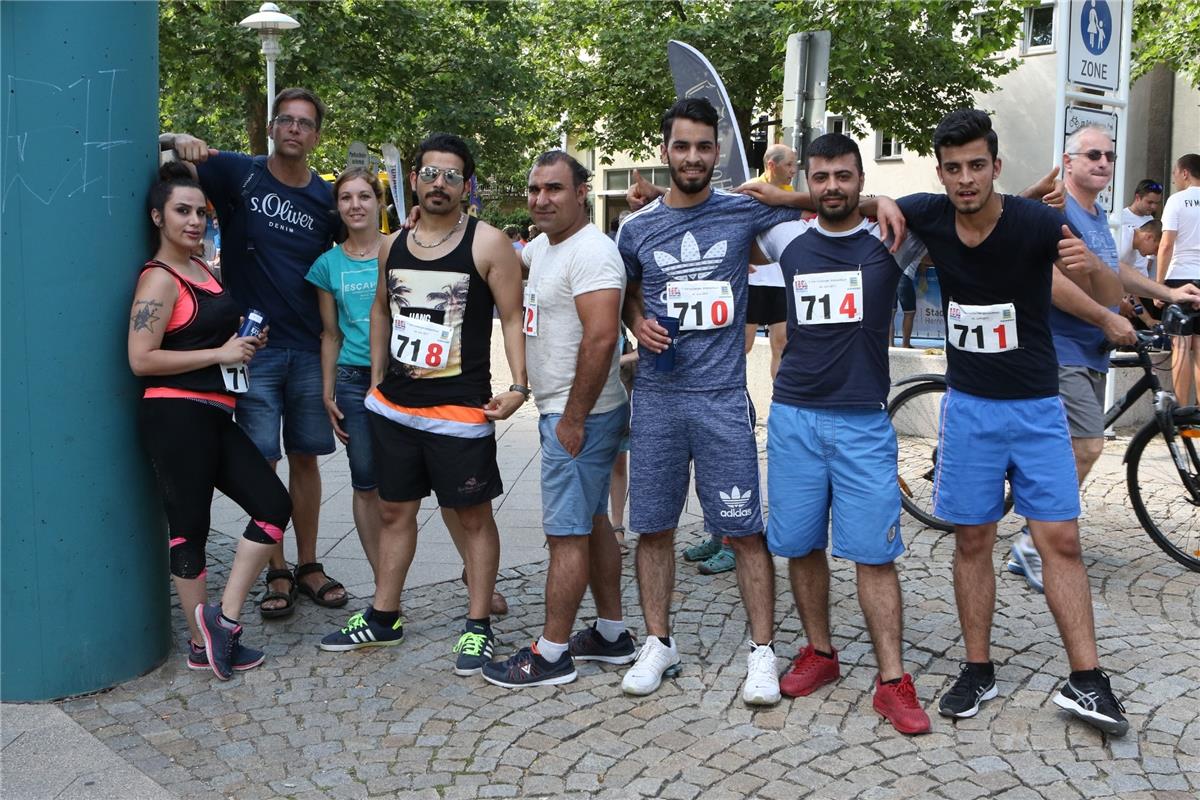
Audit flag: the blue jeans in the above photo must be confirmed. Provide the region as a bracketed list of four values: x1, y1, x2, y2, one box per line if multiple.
[335, 365, 377, 491]
[236, 347, 334, 461]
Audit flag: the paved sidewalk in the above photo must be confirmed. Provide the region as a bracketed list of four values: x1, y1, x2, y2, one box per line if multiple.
[4, 409, 1199, 799]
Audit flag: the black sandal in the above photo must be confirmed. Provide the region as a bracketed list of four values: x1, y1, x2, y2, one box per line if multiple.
[259, 567, 297, 619]
[294, 562, 348, 608]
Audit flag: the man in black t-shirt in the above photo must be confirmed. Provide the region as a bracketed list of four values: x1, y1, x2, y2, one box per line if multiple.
[895, 110, 1127, 736]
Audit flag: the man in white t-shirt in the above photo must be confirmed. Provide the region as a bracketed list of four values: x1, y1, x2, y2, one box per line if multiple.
[1157, 154, 1200, 404]
[482, 151, 636, 687]
[745, 144, 797, 379]
[1113, 178, 1164, 278]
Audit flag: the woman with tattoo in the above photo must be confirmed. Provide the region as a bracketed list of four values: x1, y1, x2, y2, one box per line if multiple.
[128, 161, 292, 680]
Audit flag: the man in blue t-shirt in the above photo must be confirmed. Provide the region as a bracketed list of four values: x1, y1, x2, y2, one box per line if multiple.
[1009, 125, 1200, 592]
[161, 88, 344, 617]
[895, 110, 1128, 736]
[615, 99, 906, 706]
[755, 133, 931, 735]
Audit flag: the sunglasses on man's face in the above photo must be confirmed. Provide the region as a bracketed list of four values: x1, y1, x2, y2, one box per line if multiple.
[417, 165, 465, 187]
[1069, 149, 1117, 163]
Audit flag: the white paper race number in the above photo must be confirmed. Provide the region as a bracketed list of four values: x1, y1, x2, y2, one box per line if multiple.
[666, 280, 733, 330]
[946, 300, 1018, 353]
[522, 287, 538, 336]
[792, 270, 862, 325]
[391, 316, 453, 368]
[220, 363, 249, 394]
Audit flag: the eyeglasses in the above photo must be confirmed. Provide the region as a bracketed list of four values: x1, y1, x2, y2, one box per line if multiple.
[273, 114, 317, 132]
[1068, 149, 1117, 163]
[417, 165, 465, 187]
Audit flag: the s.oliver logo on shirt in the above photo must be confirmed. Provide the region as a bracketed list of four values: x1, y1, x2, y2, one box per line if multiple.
[249, 192, 317, 233]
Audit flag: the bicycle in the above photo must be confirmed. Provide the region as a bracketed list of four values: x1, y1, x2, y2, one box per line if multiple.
[888, 305, 1200, 571]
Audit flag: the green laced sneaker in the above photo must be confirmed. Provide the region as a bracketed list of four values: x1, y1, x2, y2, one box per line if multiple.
[452, 621, 495, 676]
[319, 610, 404, 652]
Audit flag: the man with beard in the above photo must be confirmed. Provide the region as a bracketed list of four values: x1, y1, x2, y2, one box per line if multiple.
[895, 110, 1128, 735]
[753, 133, 931, 734]
[617, 99, 904, 704]
[482, 151, 635, 687]
[318, 133, 528, 678]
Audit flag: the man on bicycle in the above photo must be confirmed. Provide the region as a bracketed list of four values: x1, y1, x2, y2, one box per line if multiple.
[1010, 126, 1200, 592]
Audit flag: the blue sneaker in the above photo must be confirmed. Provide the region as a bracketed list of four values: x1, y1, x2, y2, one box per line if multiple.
[187, 640, 264, 672]
[683, 536, 722, 562]
[482, 645, 577, 688]
[1007, 528, 1044, 593]
[568, 624, 637, 664]
[194, 603, 240, 681]
[452, 621, 495, 676]
[319, 610, 404, 652]
[698, 546, 735, 575]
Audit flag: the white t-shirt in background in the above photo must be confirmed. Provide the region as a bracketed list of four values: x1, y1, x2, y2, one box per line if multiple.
[522, 224, 628, 416]
[1161, 186, 1200, 281]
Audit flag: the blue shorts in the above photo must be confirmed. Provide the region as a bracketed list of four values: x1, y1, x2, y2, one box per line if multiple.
[539, 405, 627, 535]
[766, 404, 903, 564]
[335, 365, 376, 491]
[236, 347, 335, 462]
[933, 389, 1080, 524]
[629, 387, 763, 537]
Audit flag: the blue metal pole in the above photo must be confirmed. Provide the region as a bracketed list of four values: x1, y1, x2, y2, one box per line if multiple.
[1, 0, 169, 700]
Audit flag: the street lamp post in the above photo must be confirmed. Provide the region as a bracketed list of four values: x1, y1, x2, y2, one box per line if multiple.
[238, 2, 299, 155]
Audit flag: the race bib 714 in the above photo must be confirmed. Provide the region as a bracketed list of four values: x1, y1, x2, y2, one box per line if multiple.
[792, 270, 863, 325]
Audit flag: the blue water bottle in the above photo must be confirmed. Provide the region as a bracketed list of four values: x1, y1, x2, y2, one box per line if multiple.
[238, 308, 267, 338]
[655, 315, 680, 372]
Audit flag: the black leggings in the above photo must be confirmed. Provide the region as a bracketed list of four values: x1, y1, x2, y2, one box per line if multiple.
[139, 399, 291, 579]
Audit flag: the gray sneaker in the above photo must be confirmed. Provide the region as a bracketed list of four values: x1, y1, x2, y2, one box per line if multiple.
[1008, 528, 1043, 593]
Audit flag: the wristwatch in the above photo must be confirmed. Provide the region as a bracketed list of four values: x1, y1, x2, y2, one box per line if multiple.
[509, 383, 531, 399]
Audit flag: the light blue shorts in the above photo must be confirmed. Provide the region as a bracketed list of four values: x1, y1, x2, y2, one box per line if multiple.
[766, 403, 904, 564]
[629, 388, 763, 537]
[933, 389, 1081, 525]
[539, 405, 627, 535]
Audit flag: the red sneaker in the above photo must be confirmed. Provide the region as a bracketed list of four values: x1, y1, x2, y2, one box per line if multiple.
[873, 674, 932, 735]
[779, 644, 839, 697]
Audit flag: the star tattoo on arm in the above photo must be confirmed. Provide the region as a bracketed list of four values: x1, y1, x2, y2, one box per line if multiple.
[131, 299, 164, 333]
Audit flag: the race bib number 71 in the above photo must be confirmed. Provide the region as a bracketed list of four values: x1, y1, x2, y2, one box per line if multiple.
[391, 316, 453, 368]
[666, 280, 733, 330]
[792, 270, 862, 325]
[220, 363, 249, 394]
[946, 300, 1018, 353]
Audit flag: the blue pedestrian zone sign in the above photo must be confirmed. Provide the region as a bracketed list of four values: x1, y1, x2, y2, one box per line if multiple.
[1068, 0, 1121, 91]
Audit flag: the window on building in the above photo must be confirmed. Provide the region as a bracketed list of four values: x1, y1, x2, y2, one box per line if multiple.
[826, 116, 845, 136]
[875, 132, 903, 160]
[1022, 3, 1055, 54]
[604, 167, 670, 192]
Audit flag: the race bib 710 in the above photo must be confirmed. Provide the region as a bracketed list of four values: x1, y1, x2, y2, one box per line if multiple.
[666, 280, 733, 330]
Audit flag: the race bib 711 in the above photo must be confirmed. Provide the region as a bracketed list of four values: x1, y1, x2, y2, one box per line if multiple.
[946, 300, 1018, 353]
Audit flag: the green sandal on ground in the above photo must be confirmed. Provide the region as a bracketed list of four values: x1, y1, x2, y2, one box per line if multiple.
[259, 567, 297, 619]
[698, 546, 736, 575]
[295, 562, 348, 608]
[683, 537, 722, 562]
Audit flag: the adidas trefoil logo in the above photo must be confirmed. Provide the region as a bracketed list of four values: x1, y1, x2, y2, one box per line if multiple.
[654, 231, 727, 280]
[718, 486, 754, 518]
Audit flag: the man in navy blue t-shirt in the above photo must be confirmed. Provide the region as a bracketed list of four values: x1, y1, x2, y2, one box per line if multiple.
[755, 133, 931, 735]
[895, 110, 1128, 736]
[161, 88, 344, 617]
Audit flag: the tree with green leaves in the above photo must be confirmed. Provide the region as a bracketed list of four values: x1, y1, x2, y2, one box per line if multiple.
[1132, 0, 1200, 88]
[522, 0, 1031, 160]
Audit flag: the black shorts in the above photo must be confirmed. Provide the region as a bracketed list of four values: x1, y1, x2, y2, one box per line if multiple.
[747, 285, 787, 325]
[368, 410, 503, 507]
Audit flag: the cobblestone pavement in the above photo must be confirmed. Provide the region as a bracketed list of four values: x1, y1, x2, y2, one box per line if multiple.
[58, 436, 1198, 800]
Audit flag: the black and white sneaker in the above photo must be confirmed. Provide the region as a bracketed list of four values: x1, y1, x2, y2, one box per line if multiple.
[938, 662, 999, 718]
[1053, 670, 1129, 736]
[568, 624, 637, 664]
[452, 621, 495, 676]
[319, 610, 404, 652]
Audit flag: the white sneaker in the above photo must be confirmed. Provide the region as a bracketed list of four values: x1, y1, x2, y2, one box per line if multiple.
[1009, 528, 1044, 593]
[621, 636, 681, 696]
[742, 640, 781, 706]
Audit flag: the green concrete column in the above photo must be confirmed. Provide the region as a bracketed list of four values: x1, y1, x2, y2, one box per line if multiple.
[2, 1, 169, 700]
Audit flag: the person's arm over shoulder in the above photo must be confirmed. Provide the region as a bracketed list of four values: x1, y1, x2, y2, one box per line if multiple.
[894, 193, 942, 237]
[195, 151, 255, 208]
[756, 219, 811, 264]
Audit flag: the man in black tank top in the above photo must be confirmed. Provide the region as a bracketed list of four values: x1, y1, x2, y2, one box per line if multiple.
[318, 134, 529, 679]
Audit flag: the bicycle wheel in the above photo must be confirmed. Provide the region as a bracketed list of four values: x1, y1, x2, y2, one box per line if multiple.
[888, 381, 953, 531]
[1125, 413, 1200, 571]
